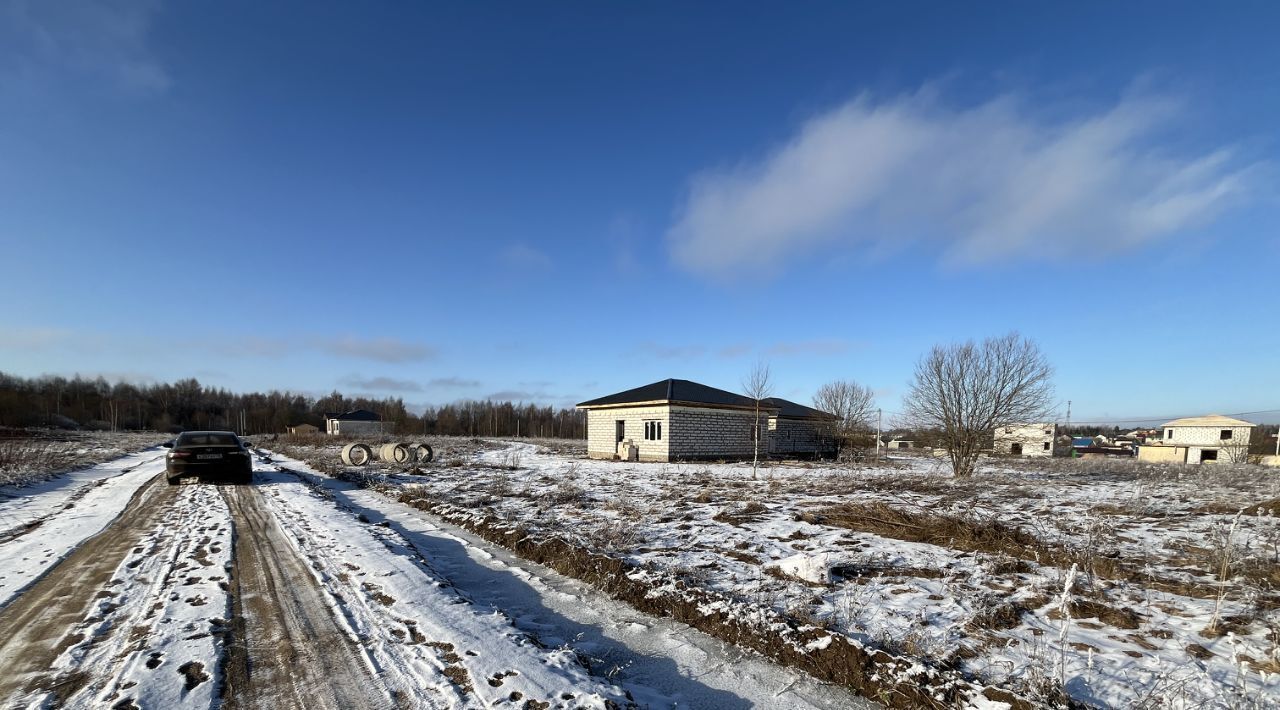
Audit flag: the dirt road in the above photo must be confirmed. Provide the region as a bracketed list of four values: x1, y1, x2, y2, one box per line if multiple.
[0, 446, 875, 709]
[0, 452, 629, 709]
[0, 471, 178, 704]
[220, 484, 389, 710]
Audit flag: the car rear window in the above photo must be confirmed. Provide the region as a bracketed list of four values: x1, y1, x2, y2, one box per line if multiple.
[178, 433, 240, 446]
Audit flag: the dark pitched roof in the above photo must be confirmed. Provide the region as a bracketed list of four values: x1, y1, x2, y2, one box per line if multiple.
[763, 397, 837, 420]
[323, 409, 381, 421]
[576, 378, 774, 410]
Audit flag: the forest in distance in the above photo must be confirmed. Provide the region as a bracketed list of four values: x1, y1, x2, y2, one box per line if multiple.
[0, 372, 586, 439]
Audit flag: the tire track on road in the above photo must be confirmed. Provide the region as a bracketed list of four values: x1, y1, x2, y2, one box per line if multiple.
[0, 471, 174, 702]
[220, 484, 391, 710]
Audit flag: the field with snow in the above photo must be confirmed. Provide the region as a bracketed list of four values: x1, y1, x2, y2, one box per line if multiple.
[274, 436, 1280, 708]
[0, 435, 875, 709]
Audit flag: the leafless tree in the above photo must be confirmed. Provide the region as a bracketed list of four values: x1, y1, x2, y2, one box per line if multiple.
[812, 380, 875, 459]
[903, 332, 1054, 478]
[741, 361, 773, 478]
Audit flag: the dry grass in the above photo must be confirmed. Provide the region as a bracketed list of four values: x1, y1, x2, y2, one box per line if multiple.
[0, 429, 168, 486]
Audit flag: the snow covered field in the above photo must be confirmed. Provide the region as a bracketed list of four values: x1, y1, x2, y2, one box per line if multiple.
[0, 435, 878, 709]
[277, 437, 1280, 708]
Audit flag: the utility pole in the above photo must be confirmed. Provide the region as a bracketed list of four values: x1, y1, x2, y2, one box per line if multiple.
[1066, 400, 1071, 430]
[875, 408, 882, 457]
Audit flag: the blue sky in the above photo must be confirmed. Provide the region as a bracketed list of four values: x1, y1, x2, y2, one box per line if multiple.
[2, 1, 1278, 424]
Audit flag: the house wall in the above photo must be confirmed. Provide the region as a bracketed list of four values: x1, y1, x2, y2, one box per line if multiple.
[585, 404, 777, 461]
[1163, 425, 1252, 463]
[668, 405, 761, 460]
[1138, 445, 1188, 463]
[768, 417, 834, 456]
[1164, 425, 1253, 447]
[328, 420, 391, 435]
[586, 406, 670, 461]
[994, 423, 1056, 457]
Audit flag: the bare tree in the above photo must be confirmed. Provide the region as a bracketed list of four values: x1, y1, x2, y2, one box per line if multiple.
[741, 361, 774, 478]
[812, 380, 875, 459]
[903, 332, 1054, 478]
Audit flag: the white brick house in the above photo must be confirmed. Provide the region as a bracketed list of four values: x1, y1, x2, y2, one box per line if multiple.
[994, 423, 1057, 457]
[1138, 415, 1254, 464]
[765, 398, 839, 458]
[577, 379, 835, 462]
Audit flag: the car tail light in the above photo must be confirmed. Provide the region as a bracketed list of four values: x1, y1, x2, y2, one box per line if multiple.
[169, 451, 191, 458]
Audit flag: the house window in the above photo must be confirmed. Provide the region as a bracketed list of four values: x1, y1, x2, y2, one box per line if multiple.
[644, 420, 662, 441]
[1043, 442, 1051, 450]
[1220, 429, 1232, 441]
[1166, 429, 1174, 440]
[1200, 449, 1219, 462]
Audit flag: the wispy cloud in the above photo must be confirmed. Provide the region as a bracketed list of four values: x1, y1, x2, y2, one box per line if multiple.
[339, 375, 423, 392]
[716, 343, 753, 359]
[0, 326, 110, 353]
[212, 336, 291, 358]
[484, 389, 551, 402]
[0, 327, 73, 349]
[499, 244, 553, 270]
[2, 0, 170, 94]
[765, 339, 856, 357]
[631, 342, 707, 360]
[313, 336, 436, 363]
[428, 376, 481, 389]
[668, 88, 1259, 279]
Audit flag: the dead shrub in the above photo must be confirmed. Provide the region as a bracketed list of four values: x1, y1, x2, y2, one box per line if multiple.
[712, 500, 769, 525]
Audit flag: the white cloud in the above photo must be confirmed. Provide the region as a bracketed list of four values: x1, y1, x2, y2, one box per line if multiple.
[339, 375, 423, 392]
[0, 326, 73, 349]
[765, 339, 856, 357]
[314, 336, 436, 363]
[667, 89, 1258, 278]
[2, 0, 170, 94]
[499, 244, 552, 270]
[429, 376, 481, 388]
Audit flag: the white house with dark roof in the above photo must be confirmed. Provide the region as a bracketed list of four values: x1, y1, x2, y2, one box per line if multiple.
[763, 397, 839, 457]
[1137, 415, 1254, 464]
[323, 409, 391, 436]
[576, 379, 836, 462]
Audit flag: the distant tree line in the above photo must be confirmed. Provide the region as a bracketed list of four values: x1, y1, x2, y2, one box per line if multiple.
[0, 372, 585, 439]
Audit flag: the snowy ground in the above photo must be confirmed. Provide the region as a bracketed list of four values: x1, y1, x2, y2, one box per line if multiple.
[279, 437, 1280, 709]
[0, 429, 169, 487]
[0, 436, 879, 709]
[0, 447, 168, 608]
[262, 449, 874, 709]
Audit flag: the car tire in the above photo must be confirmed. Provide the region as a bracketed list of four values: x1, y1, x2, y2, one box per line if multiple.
[167, 477, 181, 486]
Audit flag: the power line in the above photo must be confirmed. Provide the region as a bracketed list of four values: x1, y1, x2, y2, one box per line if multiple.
[1059, 408, 1280, 426]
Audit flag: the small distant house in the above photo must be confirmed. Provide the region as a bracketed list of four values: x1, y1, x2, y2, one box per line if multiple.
[323, 409, 392, 436]
[287, 423, 319, 435]
[576, 378, 835, 462]
[1137, 415, 1254, 464]
[994, 423, 1057, 457]
[885, 438, 916, 450]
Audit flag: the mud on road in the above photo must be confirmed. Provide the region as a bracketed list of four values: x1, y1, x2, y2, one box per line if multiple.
[0, 475, 391, 710]
[0, 472, 232, 708]
[220, 484, 390, 710]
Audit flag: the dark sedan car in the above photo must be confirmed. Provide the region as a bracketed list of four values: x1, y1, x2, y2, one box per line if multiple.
[164, 431, 253, 485]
